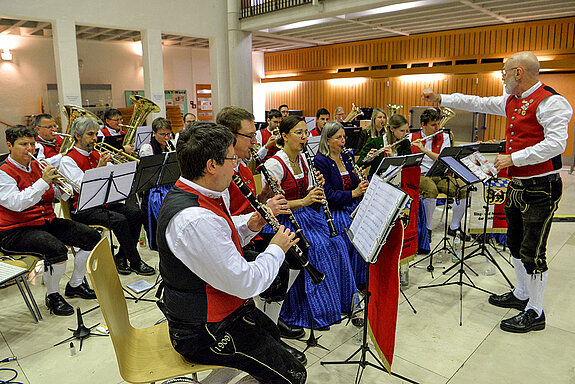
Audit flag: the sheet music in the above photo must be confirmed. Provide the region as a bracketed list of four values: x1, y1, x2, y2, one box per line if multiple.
[0, 262, 27, 285]
[349, 175, 408, 262]
[77, 161, 137, 211]
[134, 125, 153, 151]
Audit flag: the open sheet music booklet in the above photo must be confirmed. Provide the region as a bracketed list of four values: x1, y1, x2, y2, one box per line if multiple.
[348, 174, 409, 263]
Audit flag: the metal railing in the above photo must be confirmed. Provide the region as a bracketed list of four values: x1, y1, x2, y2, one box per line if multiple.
[241, 0, 314, 18]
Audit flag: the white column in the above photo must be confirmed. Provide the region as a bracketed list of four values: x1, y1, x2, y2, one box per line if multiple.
[209, 35, 231, 118]
[228, 0, 253, 112]
[51, 18, 82, 125]
[141, 29, 165, 120]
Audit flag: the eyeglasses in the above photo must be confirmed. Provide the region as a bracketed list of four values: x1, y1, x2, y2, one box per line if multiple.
[223, 154, 238, 164]
[291, 130, 309, 137]
[108, 118, 123, 122]
[38, 124, 59, 129]
[501, 67, 518, 78]
[236, 132, 257, 141]
[156, 132, 172, 137]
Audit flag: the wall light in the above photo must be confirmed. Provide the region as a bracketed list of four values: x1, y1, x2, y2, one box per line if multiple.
[1, 49, 12, 61]
[328, 77, 367, 86]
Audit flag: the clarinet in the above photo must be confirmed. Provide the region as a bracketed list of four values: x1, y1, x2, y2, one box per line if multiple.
[232, 175, 325, 285]
[302, 144, 339, 238]
[342, 148, 366, 182]
[251, 149, 312, 252]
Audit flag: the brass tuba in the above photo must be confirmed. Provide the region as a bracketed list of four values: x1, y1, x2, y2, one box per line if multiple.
[386, 103, 403, 116]
[60, 105, 104, 154]
[122, 95, 161, 147]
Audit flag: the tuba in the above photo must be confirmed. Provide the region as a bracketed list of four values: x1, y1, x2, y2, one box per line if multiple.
[439, 107, 455, 128]
[60, 106, 103, 154]
[386, 103, 403, 117]
[122, 95, 161, 147]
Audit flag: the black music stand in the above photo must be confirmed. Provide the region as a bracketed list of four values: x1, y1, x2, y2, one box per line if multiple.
[322, 174, 417, 384]
[418, 155, 495, 325]
[102, 135, 124, 151]
[410, 146, 476, 275]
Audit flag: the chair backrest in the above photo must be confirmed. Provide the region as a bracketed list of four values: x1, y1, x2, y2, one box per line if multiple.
[87, 238, 132, 344]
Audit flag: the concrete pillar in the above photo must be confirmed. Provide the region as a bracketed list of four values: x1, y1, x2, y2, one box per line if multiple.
[51, 18, 82, 125]
[228, 0, 254, 112]
[141, 29, 165, 121]
[209, 35, 231, 119]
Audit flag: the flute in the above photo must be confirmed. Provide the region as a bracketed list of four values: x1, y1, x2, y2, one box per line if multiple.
[302, 144, 339, 238]
[363, 129, 445, 163]
[251, 149, 312, 252]
[232, 175, 325, 285]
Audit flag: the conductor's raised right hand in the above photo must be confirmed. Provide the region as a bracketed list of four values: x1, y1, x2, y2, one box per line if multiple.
[270, 225, 299, 254]
[421, 88, 441, 103]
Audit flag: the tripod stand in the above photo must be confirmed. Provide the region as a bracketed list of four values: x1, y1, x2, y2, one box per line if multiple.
[442, 178, 513, 288]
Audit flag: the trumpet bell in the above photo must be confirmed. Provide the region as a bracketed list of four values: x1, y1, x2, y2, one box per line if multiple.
[60, 105, 104, 154]
[122, 95, 161, 148]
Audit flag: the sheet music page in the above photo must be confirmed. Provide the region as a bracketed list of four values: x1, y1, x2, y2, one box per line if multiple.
[107, 161, 138, 202]
[134, 125, 153, 150]
[350, 175, 407, 262]
[78, 162, 137, 210]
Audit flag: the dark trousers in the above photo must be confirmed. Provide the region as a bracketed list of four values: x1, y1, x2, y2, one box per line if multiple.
[0, 218, 100, 266]
[71, 203, 144, 264]
[505, 176, 562, 274]
[167, 302, 306, 384]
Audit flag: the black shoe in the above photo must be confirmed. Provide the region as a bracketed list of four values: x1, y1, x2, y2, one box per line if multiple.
[65, 280, 96, 299]
[417, 248, 430, 255]
[46, 293, 74, 316]
[427, 229, 432, 241]
[488, 291, 528, 311]
[115, 257, 132, 275]
[279, 340, 307, 365]
[447, 227, 471, 241]
[500, 309, 545, 333]
[130, 260, 155, 276]
[278, 318, 305, 339]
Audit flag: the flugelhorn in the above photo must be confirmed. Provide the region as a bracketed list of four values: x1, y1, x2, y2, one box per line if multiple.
[387, 103, 403, 116]
[122, 95, 161, 147]
[343, 104, 364, 122]
[93, 142, 139, 164]
[28, 152, 80, 197]
[60, 105, 103, 155]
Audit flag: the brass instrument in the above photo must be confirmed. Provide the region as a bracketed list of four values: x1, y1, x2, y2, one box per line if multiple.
[93, 142, 139, 164]
[343, 104, 364, 122]
[28, 152, 80, 197]
[60, 105, 103, 155]
[232, 174, 325, 285]
[302, 144, 339, 238]
[386, 103, 403, 116]
[122, 95, 161, 147]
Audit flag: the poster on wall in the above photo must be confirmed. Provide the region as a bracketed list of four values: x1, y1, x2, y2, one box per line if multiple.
[196, 84, 212, 121]
[124, 90, 188, 115]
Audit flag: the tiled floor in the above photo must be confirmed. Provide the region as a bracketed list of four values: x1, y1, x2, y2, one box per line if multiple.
[1, 168, 575, 383]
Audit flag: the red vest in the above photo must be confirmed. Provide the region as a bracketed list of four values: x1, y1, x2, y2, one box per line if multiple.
[310, 127, 320, 137]
[409, 131, 447, 154]
[271, 155, 309, 200]
[37, 136, 63, 158]
[174, 179, 246, 322]
[228, 163, 256, 216]
[66, 148, 101, 208]
[0, 160, 55, 231]
[260, 129, 279, 161]
[100, 127, 126, 136]
[505, 84, 562, 177]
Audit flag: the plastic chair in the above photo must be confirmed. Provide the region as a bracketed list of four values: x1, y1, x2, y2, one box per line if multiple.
[86, 237, 218, 383]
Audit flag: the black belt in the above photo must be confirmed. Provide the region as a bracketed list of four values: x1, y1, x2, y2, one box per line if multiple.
[511, 173, 560, 187]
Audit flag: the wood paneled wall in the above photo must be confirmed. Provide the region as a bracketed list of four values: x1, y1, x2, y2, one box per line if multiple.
[263, 17, 575, 157]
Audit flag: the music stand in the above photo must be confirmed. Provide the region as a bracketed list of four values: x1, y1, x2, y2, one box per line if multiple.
[133, 126, 153, 151]
[322, 174, 417, 384]
[418, 155, 495, 325]
[102, 135, 124, 151]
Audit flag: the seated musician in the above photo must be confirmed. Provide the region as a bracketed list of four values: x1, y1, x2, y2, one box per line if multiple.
[309, 108, 330, 137]
[356, 107, 387, 163]
[59, 117, 154, 276]
[183, 112, 197, 125]
[0, 125, 100, 316]
[278, 104, 290, 119]
[314, 121, 369, 288]
[33, 114, 63, 167]
[409, 108, 467, 239]
[357, 113, 411, 178]
[99, 108, 134, 154]
[139, 117, 175, 250]
[334, 106, 345, 123]
[264, 115, 357, 329]
[216, 106, 307, 364]
[157, 122, 306, 384]
[255, 108, 282, 161]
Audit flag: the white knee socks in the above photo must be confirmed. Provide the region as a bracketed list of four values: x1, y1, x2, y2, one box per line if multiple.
[450, 198, 467, 231]
[44, 262, 67, 295]
[526, 271, 548, 317]
[512, 257, 530, 301]
[70, 249, 90, 287]
[423, 198, 437, 230]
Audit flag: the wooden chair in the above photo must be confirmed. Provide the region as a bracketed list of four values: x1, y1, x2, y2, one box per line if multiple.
[86, 238, 218, 383]
[1, 253, 43, 322]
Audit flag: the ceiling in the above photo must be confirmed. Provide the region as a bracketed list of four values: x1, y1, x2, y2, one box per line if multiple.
[1, 1, 575, 52]
[250, 0, 575, 51]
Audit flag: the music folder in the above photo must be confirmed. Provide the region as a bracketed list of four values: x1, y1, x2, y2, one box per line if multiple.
[375, 153, 424, 177]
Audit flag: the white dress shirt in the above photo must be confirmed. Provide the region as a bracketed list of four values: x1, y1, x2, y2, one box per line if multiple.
[35, 142, 63, 168]
[440, 82, 572, 177]
[0, 156, 61, 211]
[255, 129, 274, 159]
[58, 147, 95, 188]
[407, 131, 451, 174]
[165, 177, 285, 299]
[138, 143, 154, 157]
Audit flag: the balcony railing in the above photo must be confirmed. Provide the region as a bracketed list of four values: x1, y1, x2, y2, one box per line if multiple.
[241, 0, 313, 18]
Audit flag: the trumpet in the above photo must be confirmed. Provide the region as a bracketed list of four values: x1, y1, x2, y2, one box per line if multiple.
[28, 152, 80, 197]
[93, 142, 139, 164]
